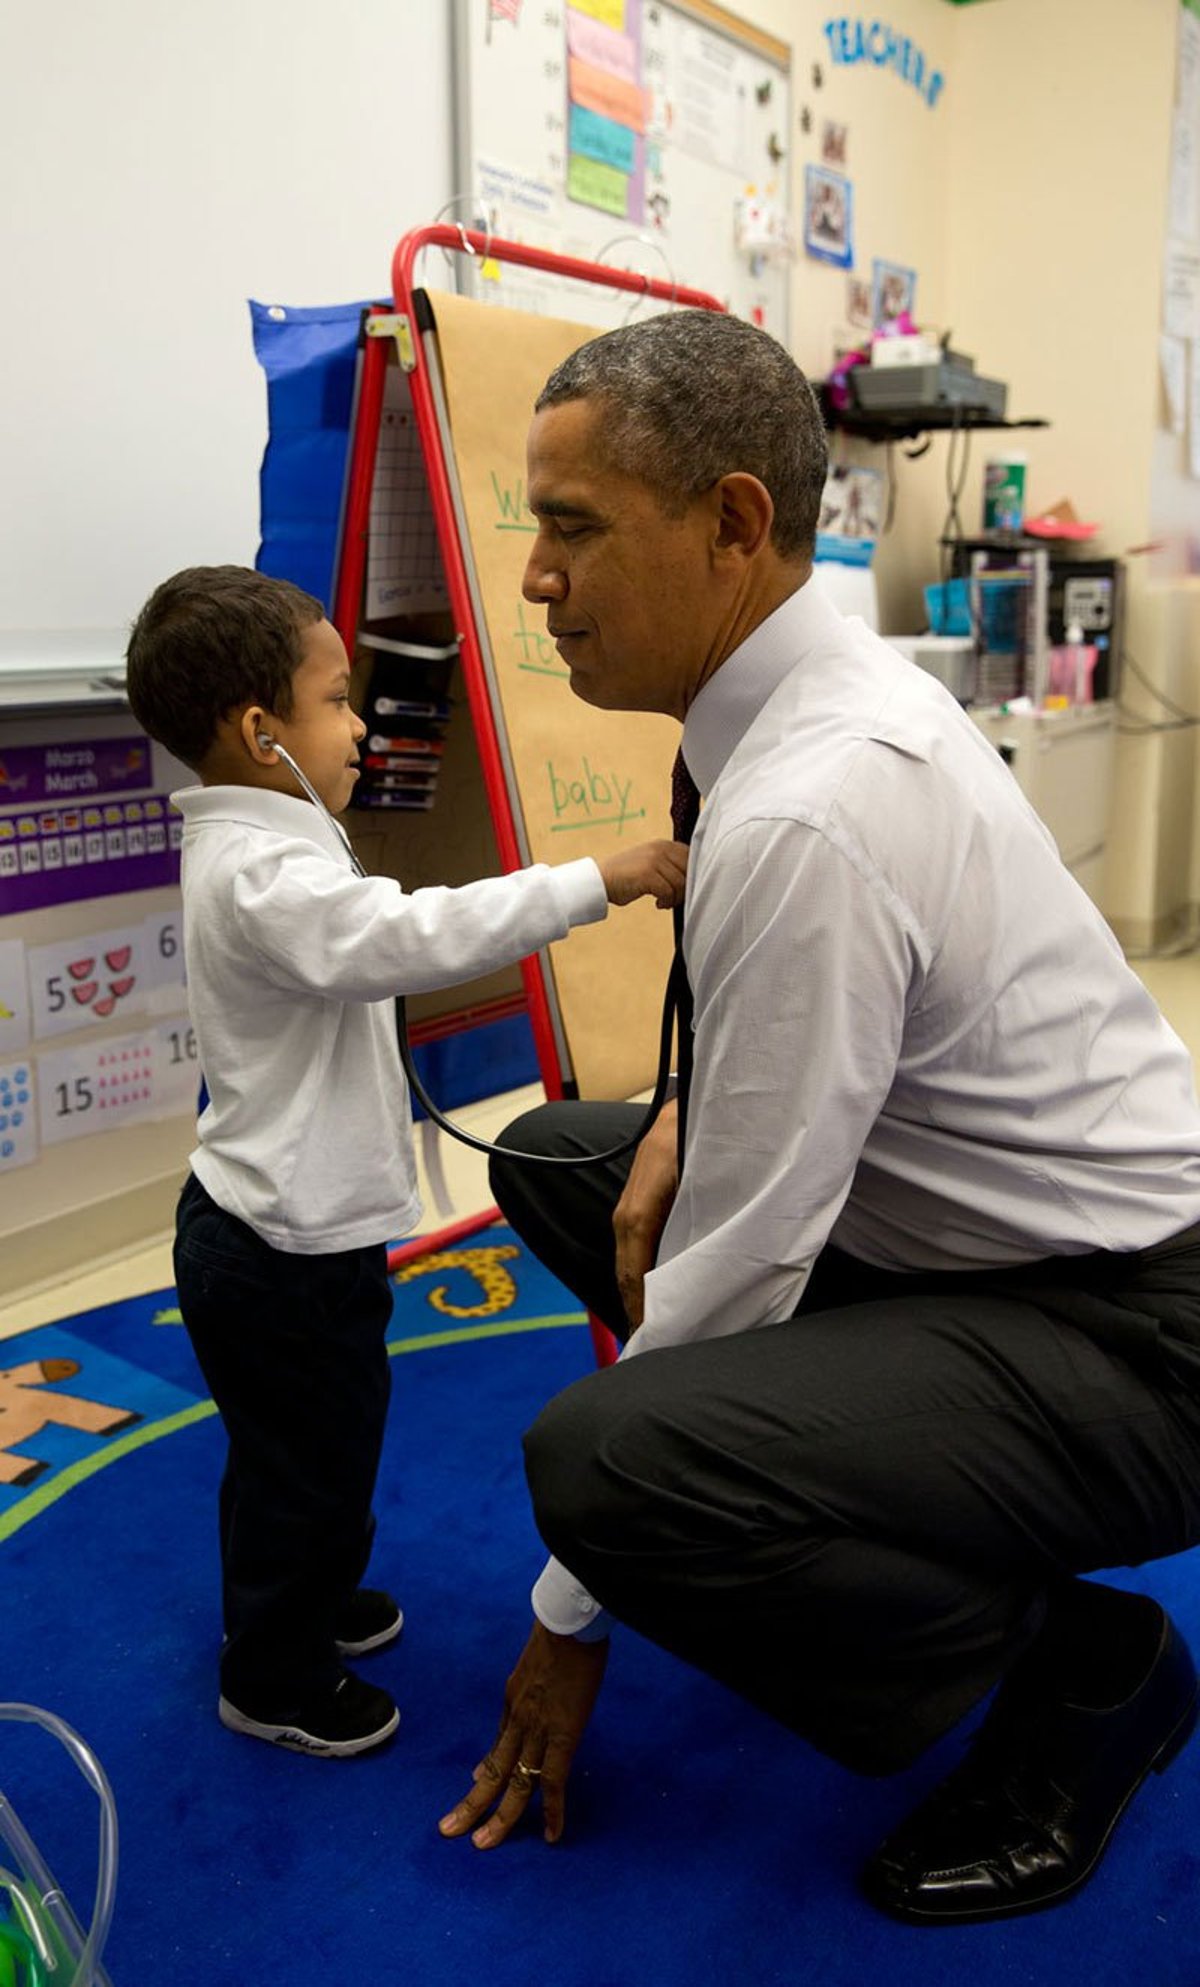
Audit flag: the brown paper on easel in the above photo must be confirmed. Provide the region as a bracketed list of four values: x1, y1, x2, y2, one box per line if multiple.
[425, 287, 680, 1103]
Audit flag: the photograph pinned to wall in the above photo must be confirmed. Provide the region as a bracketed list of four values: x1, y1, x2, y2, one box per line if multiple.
[804, 164, 853, 268]
[816, 463, 884, 566]
[846, 274, 872, 328]
[872, 256, 916, 327]
[821, 120, 847, 166]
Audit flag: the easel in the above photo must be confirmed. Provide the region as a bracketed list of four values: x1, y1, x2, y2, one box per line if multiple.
[332, 224, 723, 1360]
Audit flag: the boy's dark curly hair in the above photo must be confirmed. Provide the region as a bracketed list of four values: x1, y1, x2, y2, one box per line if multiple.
[125, 565, 325, 770]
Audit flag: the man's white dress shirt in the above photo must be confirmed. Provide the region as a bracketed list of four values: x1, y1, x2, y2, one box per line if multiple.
[532, 578, 1200, 1639]
[175, 784, 606, 1255]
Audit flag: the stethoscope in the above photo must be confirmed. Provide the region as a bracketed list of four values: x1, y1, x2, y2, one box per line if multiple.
[258, 735, 683, 1167]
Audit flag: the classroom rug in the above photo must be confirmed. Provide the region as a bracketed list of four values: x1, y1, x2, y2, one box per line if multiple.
[2, 1227, 1199, 1987]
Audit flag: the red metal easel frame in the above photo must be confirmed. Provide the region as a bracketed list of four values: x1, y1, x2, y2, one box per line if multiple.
[334, 225, 723, 1360]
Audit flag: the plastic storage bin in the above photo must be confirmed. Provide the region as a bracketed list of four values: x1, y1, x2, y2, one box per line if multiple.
[0, 1705, 117, 1987]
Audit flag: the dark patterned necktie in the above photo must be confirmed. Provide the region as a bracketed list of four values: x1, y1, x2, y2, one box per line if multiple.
[671, 747, 701, 846]
[670, 748, 701, 1169]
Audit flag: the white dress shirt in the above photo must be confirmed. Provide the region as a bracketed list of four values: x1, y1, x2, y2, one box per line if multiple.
[175, 784, 606, 1254]
[532, 577, 1200, 1639]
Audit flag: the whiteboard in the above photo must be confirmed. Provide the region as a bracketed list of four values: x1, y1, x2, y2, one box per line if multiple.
[451, 0, 791, 338]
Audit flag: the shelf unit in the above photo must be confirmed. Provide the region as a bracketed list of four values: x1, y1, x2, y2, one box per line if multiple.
[818, 387, 1050, 446]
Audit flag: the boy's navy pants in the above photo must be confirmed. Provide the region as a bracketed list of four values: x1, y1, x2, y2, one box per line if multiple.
[174, 1173, 393, 1712]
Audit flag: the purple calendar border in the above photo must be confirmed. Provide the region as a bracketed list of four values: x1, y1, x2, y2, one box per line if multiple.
[0, 736, 153, 807]
[0, 795, 181, 916]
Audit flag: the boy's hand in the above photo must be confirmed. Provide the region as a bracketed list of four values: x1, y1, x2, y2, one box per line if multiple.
[598, 840, 688, 908]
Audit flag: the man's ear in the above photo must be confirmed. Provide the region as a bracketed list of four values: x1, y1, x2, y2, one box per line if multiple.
[712, 472, 775, 562]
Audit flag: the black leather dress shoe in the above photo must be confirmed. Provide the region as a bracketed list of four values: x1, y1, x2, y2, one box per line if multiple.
[862, 1604, 1198, 1925]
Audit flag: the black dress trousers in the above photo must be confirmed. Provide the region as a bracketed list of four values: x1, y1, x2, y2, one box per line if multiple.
[491, 1102, 1200, 1772]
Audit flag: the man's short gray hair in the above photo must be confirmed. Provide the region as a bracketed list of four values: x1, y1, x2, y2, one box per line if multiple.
[535, 309, 828, 560]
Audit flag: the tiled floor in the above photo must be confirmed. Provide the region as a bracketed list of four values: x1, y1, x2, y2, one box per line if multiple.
[7, 953, 1200, 1341]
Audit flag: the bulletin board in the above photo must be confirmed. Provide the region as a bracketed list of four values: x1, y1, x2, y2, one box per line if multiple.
[420, 284, 682, 1102]
[452, 0, 792, 338]
[0, 706, 197, 1297]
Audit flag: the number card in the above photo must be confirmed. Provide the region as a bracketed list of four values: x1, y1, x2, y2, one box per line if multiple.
[152, 1017, 202, 1118]
[38, 1030, 156, 1146]
[141, 909, 188, 1015]
[0, 938, 31, 1055]
[0, 1057, 37, 1171]
[29, 923, 145, 1040]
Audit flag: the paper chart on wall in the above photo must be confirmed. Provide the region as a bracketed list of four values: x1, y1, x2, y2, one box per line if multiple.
[0, 938, 30, 1055]
[28, 924, 145, 1040]
[37, 1019, 200, 1147]
[26, 911, 188, 1044]
[365, 366, 449, 623]
[1181, 7, 1200, 115]
[668, 14, 748, 176]
[0, 1057, 36, 1171]
[1169, 100, 1199, 245]
[38, 1031, 155, 1146]
[1161, 332, 1188, 436]
[1164, 243, 1200, 339]
[140, 907, 188, 1015]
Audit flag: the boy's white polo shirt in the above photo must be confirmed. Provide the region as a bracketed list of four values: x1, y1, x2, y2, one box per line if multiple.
[174, 784, 606, 1254]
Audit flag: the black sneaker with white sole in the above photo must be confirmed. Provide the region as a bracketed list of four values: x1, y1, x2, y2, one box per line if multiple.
[335, 1588, 404, 1657]
[218, 1671, 399, 1756]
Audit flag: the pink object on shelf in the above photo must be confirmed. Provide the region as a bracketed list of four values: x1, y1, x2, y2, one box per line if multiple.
[1046, 644, 1099, 703]
[1023, 499, 1099, 541]
[1025, 515, 1099, 541]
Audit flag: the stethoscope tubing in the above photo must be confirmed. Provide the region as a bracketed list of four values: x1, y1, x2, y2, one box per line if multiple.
[269, 741, 680, 1168]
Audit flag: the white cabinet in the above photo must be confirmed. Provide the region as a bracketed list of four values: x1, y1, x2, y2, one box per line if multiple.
[970, 701, 1116, 906]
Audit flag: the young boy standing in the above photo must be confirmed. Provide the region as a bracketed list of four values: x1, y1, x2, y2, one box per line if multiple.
[125, 566, 686, 1758]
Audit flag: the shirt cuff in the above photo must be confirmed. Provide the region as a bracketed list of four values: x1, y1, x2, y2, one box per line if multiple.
[550, 857, 609, 928]
[531, 1556, 614, 1641]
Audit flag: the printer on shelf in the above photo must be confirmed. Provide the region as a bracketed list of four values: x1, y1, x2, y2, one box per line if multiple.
[851, 343, 1007, 421]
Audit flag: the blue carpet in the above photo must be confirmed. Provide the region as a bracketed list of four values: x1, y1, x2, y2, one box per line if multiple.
[2, 1228, 1199, 1985]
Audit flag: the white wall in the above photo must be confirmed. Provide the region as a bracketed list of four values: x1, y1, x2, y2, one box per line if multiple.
[758, 0, 957, 636]
[0, 0, 454, 631]
[0, 0, 970, 642]
[945, 0, 1178, 564]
